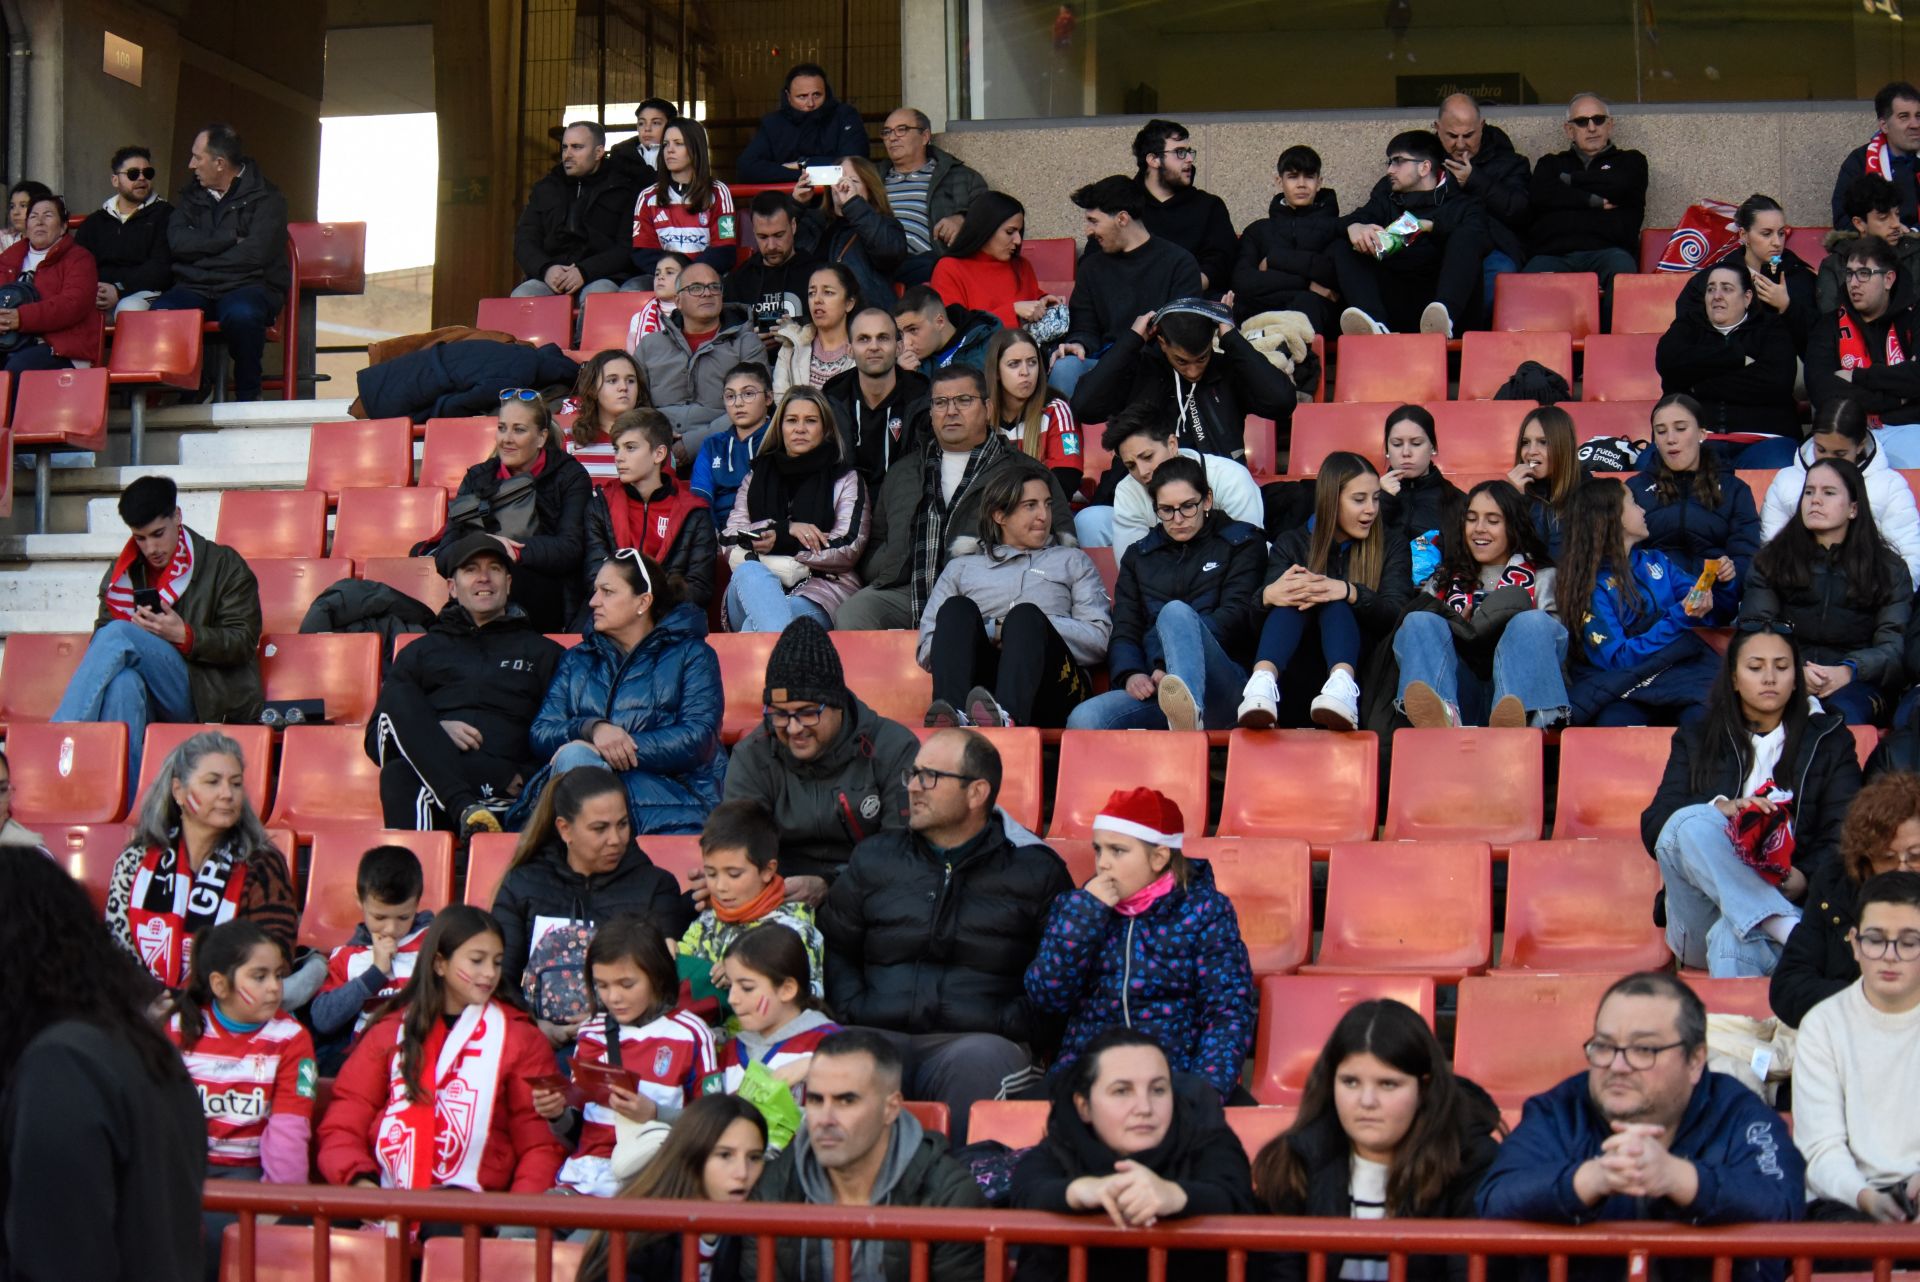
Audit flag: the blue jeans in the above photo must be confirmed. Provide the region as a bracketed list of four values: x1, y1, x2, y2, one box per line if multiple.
[1066, 601, 1248, 730]
[1654, 802, 1797, 976]
[1048, 346, 1107, 397]
[1074, 505, 1115, 548]
[153, 285, 278, 399]
[2, 344, 72, 374]
[1392, 610, 1569, 724]
[725, 561, 833, 633]
[1254, 601, 1361, 676]
[550, 741, 606, 774]
[52, 620, 197, 794]
[1481, 250, 1518, 320]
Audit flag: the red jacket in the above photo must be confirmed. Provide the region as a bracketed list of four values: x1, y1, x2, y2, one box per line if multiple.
[315, 1005, 566, 1194]
[0, 234, 101, 363]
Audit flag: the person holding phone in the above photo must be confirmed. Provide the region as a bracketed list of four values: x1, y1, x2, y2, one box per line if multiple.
[1675, 194, 1818, 354]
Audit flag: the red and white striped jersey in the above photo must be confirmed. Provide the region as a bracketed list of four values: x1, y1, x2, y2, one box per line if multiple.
[709, 1020, 841, 1096]
[320, 925, 428, 1036]
[169, 1010, 317, 1167]
[631, 183, 738, 260]
[571, 1010, 718, 1163]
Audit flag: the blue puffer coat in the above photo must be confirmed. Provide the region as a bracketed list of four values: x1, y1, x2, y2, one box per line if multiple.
[1626, 443, 1762, 591]
[511, 602, 726, 834]
[1023, 859, 1256, 1099]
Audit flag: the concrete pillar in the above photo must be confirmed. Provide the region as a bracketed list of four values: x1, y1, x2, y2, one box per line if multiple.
[900, 0, 948, 131]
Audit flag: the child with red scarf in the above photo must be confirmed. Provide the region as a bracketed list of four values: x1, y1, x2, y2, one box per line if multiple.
[582, 407, 716, 612]
[678, 799, 825, 1010]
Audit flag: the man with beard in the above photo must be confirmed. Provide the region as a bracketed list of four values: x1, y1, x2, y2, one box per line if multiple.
[1433, 93, 1532, 319]
[76, 145, 174, 316]
[1133, 119, 1237, 294]
[1049, 175, 1201, 396]
[725, 190, 821, 345]
[1335, 129, 1487, 339]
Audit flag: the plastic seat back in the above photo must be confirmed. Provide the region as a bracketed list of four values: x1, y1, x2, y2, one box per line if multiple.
[1553, 726, 1674, 838]
[1458, 332, 1574, 400]
[419, 416, 499, 491]
[904, 1100, 950, 1137]
[1786, 225, 1830, 269]
[1564, 399, 1657, 444]
[910, 725, 1044, 833]
[1610, 273, 1688, 335]
[1249, 974, 1437, 1104]
[1582, 334, 1663, 402]
[1382, 728, 1544, 849]
[475, 294, 574, 348]
[289, 221, 369, 295]
[300, 828, 455, 950]
[7, 722, 129, 824]
[1227, 1107, 1298, 1161]
[1499, 840, 1672, 971]
[1638, 228, 1675, 273]
[1285, 401, 1394, 476]
[1049, 731, 1209, 838]
[1335, 334, 1446, 403]
[577, 291, 656, 354]
[1245, 415, 1278, 476]
[967, 1098, 1048, 1149]
[832, 631, 932, 728]
[0, 632, 89, 730]
[1851, 724, 1878, 769]
[709, 631, 782, 742]
[1493, 273, 1601, 339]
[464, 831, 520, 908]
[1217, 729, 1377, 850]
[1307, 840, 1493, 977]
[259, 633, 382, 726]
[45, 822, 131, 911]
[1186, 837, 1312, 975]
[1688, 976, 1773, 1020]
[1455, 973, 1618, 1108]
[1048, 839, 1096, 885]
[1023, 237, 1078, 296]
[330, 487, 448, 567]
[1430, 401, 1535, 475]
[640, 834, 704, 888]
[266, 724, 386, 839]
[134, 724, 274, 817]
[217, 489, 329, 560]
[11, 366, 108, 450]
[419, 1238, 584, 1282]
[360, 557, 451, 614]
[1084, 546, 1119, 601]
[305, 418, 414, 500]
[106, 308, 204, 387]
[220, 1223, 396, 1282]
[252, 557, 351, 633]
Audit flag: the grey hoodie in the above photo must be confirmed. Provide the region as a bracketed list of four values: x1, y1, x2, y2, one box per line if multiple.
[791, 1112, 928, 1282]
[732, 1007, 838, 1067]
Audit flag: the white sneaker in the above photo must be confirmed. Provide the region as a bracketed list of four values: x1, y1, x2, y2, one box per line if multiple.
[1311, 669, 1361, 731]
[1419, 301, 1453, 338]
[1157, 674, 1199, 732]
[1236, 670, 1280, 729]
[1341, 307, 1388, 337]
[1402, 680, 1456, 728]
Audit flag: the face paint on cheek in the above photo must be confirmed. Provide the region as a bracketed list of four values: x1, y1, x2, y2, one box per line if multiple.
[453, 968, 490, 998]
[183, 793, 203, 815]
[757, 996, 770, 1019]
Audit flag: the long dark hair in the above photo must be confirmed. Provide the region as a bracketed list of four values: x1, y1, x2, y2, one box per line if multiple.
[570, 350, 647, 449]
[1692, 626, 1813, 794]
[1558, 478, 1640, 631]
[723, 922, 823, 1012]
[587, 913, 677, 1027]
[175, 920, 278, 1051]
[1308, 452, 1386, 588]
[389, 905, 507, 1101]
[948, 190, 1027, 260]
[576, 1094, 769, 1281]
[0, 849, 184, 1086]
[1517, 404, 1579, 512]
[1434, 479, 1550, 590]
[1253, 1000, 1470, 1215]
[652, 119, 717, 213]
[511, 765, 631, 871]
[1751, 458, 1899, 608]
[1649, 394, 1723, 509]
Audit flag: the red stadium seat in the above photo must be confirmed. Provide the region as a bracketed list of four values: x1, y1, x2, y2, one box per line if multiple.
[217, 489, 329, 560]
[1226, 1107, 1298, 1161]
[266, 724, 385, 839]
[576, 290, 656, 355]
[330, 486, 448, 568]
[1498, 839, 1672, 972]
[1786, 225, 1831, 269]
[419, 416, 498, 491]
[420, 1238, 584, 1282]
[1553, 726, 1674, 838]
[220, 1223, 397, 1282]
[1048, 731, 1209, 838]
[968, 1098, 1047, 1149]
[832, 631, 933, 728]
[0, 631, 89, 732]
[465, 831, 519, 907]
[107, 309, 203, 465]
[904, 1100, 951, 1137]
[1381, 728, 1544, 851]
[1023, 237, 1078, 296]
[1455, 972, 1618, 1109]
[1610, 273, 1688, 335]
[910, 725, 1044, 833]
[299, 828, 455, 950]
[45, 822, 131, 911]
[134, 724, 274, 816]
[252, 557, 351, 633]
[1457, 331, 1574, 401]
[1493, 273, 1601, 339]
[305, 418, 414, 500]
[1245, 415, 1278, 476]
[1216, 730, 1377, 852]
[1286, 401, 1393, 476]
[259, 633, 382, 726]
[1564, 399, 1656, 444]
[1582, 334, 1663, 402]
[475, 294, 573, 348]
[1084, 546, 1119, 601]
[289, 221, 369, 296]
[710, 631, 781, 742]
[1639, 228, 1675, 274]
[6, 721, 129, 824]
[1736, 470, 1779, 505]
[1049, 839, 1097, 885]
[641, 834, 703, 887]
[1851, 724, 1878, 769]
[1335, 334, 1447, 403]
[1249, 974, 1438, 1105]
[1186, 837, 1312, 975]
[360, 557, 452, 614]
[1305, 840, 1493, 977]
[1431, 401, 1535, 475]
[14, 367, 107, 530]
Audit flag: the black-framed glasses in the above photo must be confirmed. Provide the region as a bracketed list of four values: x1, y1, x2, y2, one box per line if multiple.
[1846, 268, 1894, 282]
[1855, 930, 1920, 961]
[902, 765, 979, 790]
[764, 704, 825, 729]
[498, 388, 541, 403]
[1153, 497, 1204, 521]
[1569, 114, 1611, 128]
[930, 395, 981, 413]
[118, 166, 157, 180]
[1161, 146, 1196, 161]
[612, 547, 654, 595]
[879, 125, 927, 139]
[1736, 616, 1794, 637]
[1583, 1039, 1686, 1070]
[679, 281, 723, 296]
[1386, 155, 1420, 168]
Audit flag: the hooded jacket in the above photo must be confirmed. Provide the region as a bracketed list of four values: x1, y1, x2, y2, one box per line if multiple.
[1678, 248, 1820, 353]
[823, 365, 928, 483]
[633, 307, 771, 456]
[1741, 544, 1911, 685]
[1815, 226, 1920, 316]
[1626, 447, 1762, 585]
[167, 161, 290, 306]
[818, 818, 1075, 1042]
[915, 536, 1112, 670]
[1452, 124, 1533, 264]
[1138, 180, 1240, 289]
[584, 471, 717, 609]
[1010, 1070, 1255, 1282]
[1024, 859, 1257, 1099]
[1654, 309, 1801, 437]
[1761, 436, 1920, 586]
[1342, 173, 1489, 277]
[512, 158, 639, 286]
[449, 439, 594, 632]
[1065, 234, 1203, 353]
[1566, 547, 1721, 721]
[876, 145, 989, 246]
[75, 195, 174, 297]
[492, 839, 695, 993]
[1832, 142, 1920, 230]
[1641, 708, 1862, 881]
[736, 86, 872, 185]
[519, 602, 728, 835]
[93, 526, 263, 723]
[1071, 324, 1297, 467]
[923, 302, 1002, 372]
[1807, 301, 1920, 427]
[1476, 1070, 1804, 1282]
[1231, 188, 1342, 321]
[688, 420, 770, 529]
[1108, 513, 1266, 683]
[799, 199, 906, 309]
[1524, 145, 1649, 258]
[1111, 449, 1266, 561]
[741, 1111, 985, 1282]
[722, 694, 919, 883]
[0, 234, 102, 362]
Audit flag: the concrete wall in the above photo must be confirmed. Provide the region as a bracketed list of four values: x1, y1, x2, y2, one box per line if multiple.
[937, 101, 1870, 243]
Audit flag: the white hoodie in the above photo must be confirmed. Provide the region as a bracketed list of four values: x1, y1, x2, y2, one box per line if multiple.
[1760, 436, 1920, 587]
[1111, 447, 1265, 561]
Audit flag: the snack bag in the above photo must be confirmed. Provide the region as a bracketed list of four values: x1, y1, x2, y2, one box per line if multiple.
[1684, 558, 1723, 613]
[1375, 212, 1423, 259]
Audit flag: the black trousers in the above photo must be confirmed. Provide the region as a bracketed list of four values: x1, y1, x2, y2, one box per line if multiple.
[929, 598, 1091, 728]
[1332, 226, 1486, 332]
[374, 703, 521, 831]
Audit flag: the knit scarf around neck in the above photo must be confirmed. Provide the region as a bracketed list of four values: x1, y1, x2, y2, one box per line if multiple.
[712, 875, 789, 924]
[745, 444, 842, 530]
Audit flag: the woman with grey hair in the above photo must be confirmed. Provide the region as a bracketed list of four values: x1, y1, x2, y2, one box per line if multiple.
[104, 730, 297, 992]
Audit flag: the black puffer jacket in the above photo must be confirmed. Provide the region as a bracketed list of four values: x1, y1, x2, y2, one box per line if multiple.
[1109, 513, 1266, 683]
[1769, 858, 1861, 1028]
[1071, 325, 1297, 470]
[1231, 188, 1341, 321]
[1677, 248, 1819, 354]
[167, 162, 290, 306]
[446, 440, 594, 632]
[1453, 125, 1533, 265]
[1626, 446, 1763, 585]
[1653, 311, 1800, 437]
[356, 340, 582, 423]
[491, 841, 695, 993]
[512, 159, 640, 286]
[75, 198, 174, 296]
[1808, 303, 1920, 428]
[1383, 467, 1465, 540]
[1741, 544, 1911, 686]
[1640, 711, 1863, 882]
[819, 819, 1074, 1042]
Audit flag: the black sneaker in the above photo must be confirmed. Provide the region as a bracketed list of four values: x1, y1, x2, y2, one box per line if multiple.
[460, 802, 504, 840]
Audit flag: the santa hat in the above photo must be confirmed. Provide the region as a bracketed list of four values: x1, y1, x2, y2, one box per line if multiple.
[1092, 787, 1184, 849]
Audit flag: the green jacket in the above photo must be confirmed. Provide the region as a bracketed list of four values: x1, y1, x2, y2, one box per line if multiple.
[94, 528, 263, 723]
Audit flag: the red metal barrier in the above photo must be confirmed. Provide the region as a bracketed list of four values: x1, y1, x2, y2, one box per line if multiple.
[202, 1182, 1920, 1282]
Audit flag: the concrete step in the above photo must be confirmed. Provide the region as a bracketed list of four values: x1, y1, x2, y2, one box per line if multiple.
[0, 490, 223, 560]
[0, 563, 107, 631]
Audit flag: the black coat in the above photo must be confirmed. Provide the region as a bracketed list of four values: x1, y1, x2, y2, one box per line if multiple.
[1138, 181, 1240, 290]
[168, 162, 289, 306]
[1677, 248, 1820, 354]
[74, 199, 174, 296]
[1832, 143, 1920, 229]
[818, 819, 1073, 1043]
[1741, 543, 1911, 686]
[1264, 526, 1415, 638]
[1072, 325, 1297, 470]
[1344, 175, 1489, 277]
[1109, 513, 1266, 683]
[1654, 311, 1801, 437]
[512, 160, 640, 286]
[356, 339, 582, 423]
[1384, 467, 1464, 539]
[1808, 303, 1920, 428]
[1640, 711, 1863, 881]
[1625, 447, 1763, 584]
[491, 840, 695, 994]
[1232, 189, 1342, 321]
[450, 439, 594, 632]
[823, 365, 929, 483]
[1064, 234, 1203, 353]
[1454, 125, 1533, 265]
[583, 472, 718, 609]
[1769, 858, 1861, 1028]
[736, 92, 871, 184]
[724, 248, 824, 329]
[1525, 146, 1649, 258]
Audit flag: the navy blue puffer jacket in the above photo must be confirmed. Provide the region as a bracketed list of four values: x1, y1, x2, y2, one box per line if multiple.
[1625, 443, 1762, 589]
[513, 602, 726, 834]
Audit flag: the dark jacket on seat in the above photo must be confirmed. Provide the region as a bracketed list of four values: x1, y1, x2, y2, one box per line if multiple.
[512, 159, 639, 286]
[167, 161, 290, 306]
[1232, 188, 1342, 321]
[355, 339, 582, 423]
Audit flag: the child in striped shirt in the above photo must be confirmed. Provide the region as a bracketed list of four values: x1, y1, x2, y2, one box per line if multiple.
[307, 844, 432, 1072]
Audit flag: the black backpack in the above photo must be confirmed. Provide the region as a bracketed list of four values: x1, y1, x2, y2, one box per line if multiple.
[1493, 360, 1572, 405]
[0, 279, 40, 353]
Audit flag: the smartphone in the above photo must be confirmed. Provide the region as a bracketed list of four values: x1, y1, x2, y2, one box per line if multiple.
[132, 587, 163, 612]
[804, 164, 843, 188]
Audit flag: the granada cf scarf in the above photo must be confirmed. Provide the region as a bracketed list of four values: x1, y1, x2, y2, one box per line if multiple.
[1837, 309, 1906, 426]
[128, 832, 248, 987]
[1441, 558, 1540, 619]
[103, 525, 194, 622]
[374, 1000, 506, 1191]
[1867, 130, 1901, 183]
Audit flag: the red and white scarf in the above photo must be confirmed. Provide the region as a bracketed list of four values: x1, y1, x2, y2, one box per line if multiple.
[373, 1001, 507, 1192]
[1867, 130, 1903, 183]
[103, 525, 195, 622]
[128, 834, 249, 987]
[1442, 557, 1541, 619]
[1837, 309, 1907, 428]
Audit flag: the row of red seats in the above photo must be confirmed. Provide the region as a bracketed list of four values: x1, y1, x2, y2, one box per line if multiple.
[1332, 329, 1664, 403]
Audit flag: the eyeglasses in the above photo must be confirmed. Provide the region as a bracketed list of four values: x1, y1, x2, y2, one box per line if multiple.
[1846, 268, 1893, 282]
[118, 167, 157, 181]
[498, 388, 541, 403]
[930, 395, 981, 412]
[723, 388, 766, 403]
[1160, 146, 1197, 161]
[1153, 497, 1204, 521]
[679, 281, 723, 296]
[1736, 616, 1795, 636]
[1583, 1039, 1686, 1070]
[612, 547, 655, 595]
[1856, 930, 1920, 961]
[879, 125, 927, 139]
[902, 765, 979, 790]
[1385, 155, 1421, 168]
[765, 704, 826, 728]
[1569, 114, 1611, 128]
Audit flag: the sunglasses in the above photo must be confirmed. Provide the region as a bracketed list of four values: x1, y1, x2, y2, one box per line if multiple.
[1569, 114, 1610, 128]
[498, 388, 541, 403]
[1736, 616, 1794, 637]
[613, 547, 655, 595]
[118, 167, 157, 181]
